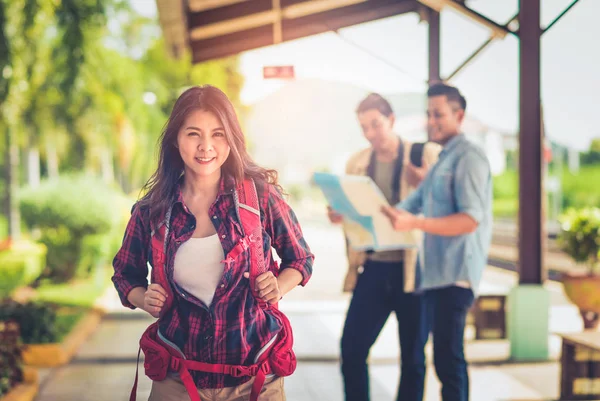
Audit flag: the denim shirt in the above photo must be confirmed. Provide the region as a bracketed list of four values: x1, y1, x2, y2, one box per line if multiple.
[396, 134, 492, 296]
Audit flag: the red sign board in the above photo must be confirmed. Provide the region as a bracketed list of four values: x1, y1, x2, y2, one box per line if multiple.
[263, 65, 295, 80]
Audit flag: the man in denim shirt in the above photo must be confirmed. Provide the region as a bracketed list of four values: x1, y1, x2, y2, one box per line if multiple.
[382, 83, 492, 401]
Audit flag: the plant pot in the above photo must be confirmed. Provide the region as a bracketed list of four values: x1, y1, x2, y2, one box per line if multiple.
[562, 273, 600, 329]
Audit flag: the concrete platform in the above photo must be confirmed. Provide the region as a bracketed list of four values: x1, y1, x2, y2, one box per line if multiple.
[33, 219, 576, 401]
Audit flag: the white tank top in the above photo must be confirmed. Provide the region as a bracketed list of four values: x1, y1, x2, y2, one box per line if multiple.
[173, 234, 224, 307]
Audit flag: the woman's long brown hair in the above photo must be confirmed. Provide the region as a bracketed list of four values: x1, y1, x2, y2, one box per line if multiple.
[139, 85, 280, 227]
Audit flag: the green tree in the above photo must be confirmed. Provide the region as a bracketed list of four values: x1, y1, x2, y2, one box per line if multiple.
[1, 0, 111, 243]
[0, 0, 15, 242]
[0, 0, 247, 243]
[581, 138, 600, 166]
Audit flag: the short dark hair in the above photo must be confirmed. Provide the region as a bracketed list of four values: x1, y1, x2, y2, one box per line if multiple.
[427, 83, 467, 111]
[356, 93, 394, 117]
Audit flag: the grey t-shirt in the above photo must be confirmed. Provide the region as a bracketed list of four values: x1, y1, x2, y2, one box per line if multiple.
[368, 157, 404, 263]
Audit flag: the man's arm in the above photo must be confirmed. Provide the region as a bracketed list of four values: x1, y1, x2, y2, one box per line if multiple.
[382, 207, 478, 236]
[385, 150, 491, 236]
[415, 213, 478, 236]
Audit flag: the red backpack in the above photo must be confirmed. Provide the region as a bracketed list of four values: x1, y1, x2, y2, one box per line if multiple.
[129, 179, 296, 401]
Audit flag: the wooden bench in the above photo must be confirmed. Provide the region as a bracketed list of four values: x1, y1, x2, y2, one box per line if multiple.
[469, 294, 507, 340]
[467, 281, 509, 340]
[559, 332, 600, 400]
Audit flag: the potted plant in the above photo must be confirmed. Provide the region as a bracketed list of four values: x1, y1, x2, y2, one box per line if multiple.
[558, 207, 600, 329]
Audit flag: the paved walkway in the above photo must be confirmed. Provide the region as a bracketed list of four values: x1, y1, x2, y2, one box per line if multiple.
[33, 219, 579, 401]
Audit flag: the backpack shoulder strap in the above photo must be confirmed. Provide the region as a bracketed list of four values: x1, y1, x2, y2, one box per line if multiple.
[391, 139, 405, 205]
[410, 142, 426, 167]
[235, 179, 268, 300]
[149, 206, 174, 317]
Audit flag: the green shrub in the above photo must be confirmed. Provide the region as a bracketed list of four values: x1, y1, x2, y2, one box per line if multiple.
[0, 301, 85, 346]
[0, 320, 23, 397]
[0, 300, 58, 344]
[77, 197, 132, 279]
[558, 207, 600, 274]
[19, 175, 118, 236]
[19, 174, 132, 283]
[0, 241, 47, 297]
[34, 269, 111, 309]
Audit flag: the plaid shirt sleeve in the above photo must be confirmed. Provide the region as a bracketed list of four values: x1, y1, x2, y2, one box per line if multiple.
[264, 184, 314, 286]
[111, 203, 150, 309]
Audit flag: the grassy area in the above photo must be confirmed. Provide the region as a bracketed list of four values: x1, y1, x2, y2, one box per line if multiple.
[54, 309, 85, 343]
[34, 266, 112, 309]
[493, 198, 518, 219]
[561, 167, 600, 208]
[492, 165, 600, 218]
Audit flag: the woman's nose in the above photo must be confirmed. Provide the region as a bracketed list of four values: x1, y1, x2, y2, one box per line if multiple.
[198, 137, 212, 152]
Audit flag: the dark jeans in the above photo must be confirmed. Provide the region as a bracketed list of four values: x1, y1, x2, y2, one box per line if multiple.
[340, 260, 428, 401]
[425, 285, 475, 401]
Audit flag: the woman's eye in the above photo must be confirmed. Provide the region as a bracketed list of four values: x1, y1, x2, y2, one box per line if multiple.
[188, 132, 199, 136]
[214, 132, 224, 137]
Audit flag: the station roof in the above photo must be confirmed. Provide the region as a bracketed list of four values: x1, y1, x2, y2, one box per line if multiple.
[156, 0, 424, 63]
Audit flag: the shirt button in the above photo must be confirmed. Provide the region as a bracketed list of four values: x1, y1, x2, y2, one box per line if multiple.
[220, 284, 225, 288]
[212, 215, 217, 219]
[221, 235, 226, 239]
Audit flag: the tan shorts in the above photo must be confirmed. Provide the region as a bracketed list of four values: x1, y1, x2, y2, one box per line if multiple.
[148, 374, 286, 401]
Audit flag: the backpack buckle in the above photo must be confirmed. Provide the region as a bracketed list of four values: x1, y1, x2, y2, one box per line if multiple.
[260, 362, 271, 375]
[170, 357, 181, 372]
[229, 365, 255, 377]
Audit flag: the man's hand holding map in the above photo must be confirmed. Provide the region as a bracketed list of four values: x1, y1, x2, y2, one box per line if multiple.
[313, 172, 419, 251]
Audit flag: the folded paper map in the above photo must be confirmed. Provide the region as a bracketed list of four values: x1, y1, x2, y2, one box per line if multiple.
[313, 172, 419, 251]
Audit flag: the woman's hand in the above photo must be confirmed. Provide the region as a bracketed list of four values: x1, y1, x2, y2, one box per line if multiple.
[244, 271, 281, 305]
[144, 283, 168, 318]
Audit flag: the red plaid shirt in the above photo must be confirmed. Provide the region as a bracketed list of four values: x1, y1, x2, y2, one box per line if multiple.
[112, 176, 314, 389]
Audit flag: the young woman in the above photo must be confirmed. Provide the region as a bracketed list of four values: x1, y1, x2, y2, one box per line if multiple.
[112, 85, 314, 401]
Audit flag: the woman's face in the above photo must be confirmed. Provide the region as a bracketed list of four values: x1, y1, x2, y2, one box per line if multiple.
[176, 109, 231, 179]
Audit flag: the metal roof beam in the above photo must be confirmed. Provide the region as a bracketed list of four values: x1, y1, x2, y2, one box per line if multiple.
[417, 0, 516, 38]
[445, 12, 519, 81]
[542, 0, 580, 35]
